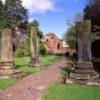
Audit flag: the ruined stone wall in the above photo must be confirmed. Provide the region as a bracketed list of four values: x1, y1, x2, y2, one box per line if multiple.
[44, 33, 76, 55]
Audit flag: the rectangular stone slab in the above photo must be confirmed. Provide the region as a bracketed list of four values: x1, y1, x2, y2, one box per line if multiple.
[29, 27, 40, 67]
[76, 20, 91, 62]
[30, 27, 38, 58]
[1, 28, 13, 62]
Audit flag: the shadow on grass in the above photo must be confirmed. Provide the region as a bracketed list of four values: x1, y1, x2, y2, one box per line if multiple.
[15, 64, 28, 68]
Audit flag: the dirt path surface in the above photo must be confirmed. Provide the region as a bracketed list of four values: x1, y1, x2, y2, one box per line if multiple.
[0, 60, 67, 100]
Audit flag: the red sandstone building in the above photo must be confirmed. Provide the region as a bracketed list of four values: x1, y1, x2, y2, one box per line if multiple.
[43, 33, 76, 56]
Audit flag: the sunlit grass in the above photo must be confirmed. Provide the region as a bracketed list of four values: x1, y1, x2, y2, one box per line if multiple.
[14, 55, 64, 74]
[0, 55, 64, 90]
[0, 78, 19, 90]
[43, 83, 100, 100]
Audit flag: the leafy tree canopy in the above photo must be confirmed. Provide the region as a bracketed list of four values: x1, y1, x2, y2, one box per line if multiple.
[1, 0, 28, 30]
[28, 20, 43, 39]
[84, 0, 100, 32]
[64, 13, 82, 48]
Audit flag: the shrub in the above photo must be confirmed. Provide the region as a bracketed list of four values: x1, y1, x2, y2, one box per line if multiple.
[39, 41, 46, 55]
[14, 45, 24, 57]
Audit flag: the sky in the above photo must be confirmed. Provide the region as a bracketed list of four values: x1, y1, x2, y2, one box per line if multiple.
[2, 0, 87, 38]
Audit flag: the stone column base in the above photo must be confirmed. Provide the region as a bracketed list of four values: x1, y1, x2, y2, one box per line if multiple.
[65, 62, 100, 85]
[0, 62, 20, 76]
[70, 62, 98, 80]
[29, 58, 40, 67]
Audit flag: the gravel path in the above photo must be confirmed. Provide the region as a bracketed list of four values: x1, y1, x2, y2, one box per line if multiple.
[0, 60, 67, 100]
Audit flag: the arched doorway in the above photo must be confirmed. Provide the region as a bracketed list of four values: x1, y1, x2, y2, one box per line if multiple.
[91, 39, 100, 58]
[57, 43, 60, 50]
[91, 38, 100, 73]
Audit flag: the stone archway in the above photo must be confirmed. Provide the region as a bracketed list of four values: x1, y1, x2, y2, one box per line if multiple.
[91, 38, 100, 73]
[57, 43, 60, 50]
[91, 38, 100, 59]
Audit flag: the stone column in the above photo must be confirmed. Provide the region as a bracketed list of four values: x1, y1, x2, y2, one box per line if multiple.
[29, 27, 40, 67]
[77, 20, 91, 62]
[0, 28, 15, 76]
[70, 20, 98, 80]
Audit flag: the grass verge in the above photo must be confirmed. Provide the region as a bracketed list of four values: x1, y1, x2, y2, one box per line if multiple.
[0, 78, 19, 90]
[43, 83, 100, 100]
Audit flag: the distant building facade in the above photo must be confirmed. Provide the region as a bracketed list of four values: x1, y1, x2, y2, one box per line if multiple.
[43, 32, 76, 56]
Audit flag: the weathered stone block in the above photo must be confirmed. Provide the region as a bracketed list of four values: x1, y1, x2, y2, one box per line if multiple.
[29, 27, 40, 67]
[0, 28, 20, 76]
[69, 20, 99, 84]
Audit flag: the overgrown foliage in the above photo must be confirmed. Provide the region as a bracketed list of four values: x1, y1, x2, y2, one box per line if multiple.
[27, 20, 45, 56]
[64, 24, 77, 48]
[14, 19, 45, 57]
[84, 0, 100, 34]
[39, 40, 46, 55]
[28, 20, 43, 39]
[65, 0, 100, 48]
[0, 0, 28, 55]
[14, 45, 24, 57]
[64, 13, 82, 48]
[1, 0, 28, 30]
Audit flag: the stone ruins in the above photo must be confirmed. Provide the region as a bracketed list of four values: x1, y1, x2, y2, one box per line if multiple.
[0, 28, 19, 77]
[69, 20, 99, 84]
[29, 27, 40, 67]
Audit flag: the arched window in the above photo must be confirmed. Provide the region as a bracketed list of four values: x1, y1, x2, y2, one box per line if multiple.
[57, 43, 60, 50]
[51, 37, 54, 39]
[46, 39, 49, 42]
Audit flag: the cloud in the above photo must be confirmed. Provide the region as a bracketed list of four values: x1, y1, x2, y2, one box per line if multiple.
[28, 17, 35, 22]
[2, 0, 5, 3]
[2, 0, 55, 14]
[22, 0, 55, 14]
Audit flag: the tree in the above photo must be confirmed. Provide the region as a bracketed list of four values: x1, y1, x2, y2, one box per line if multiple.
[0, 0, 3, 57]
[3, 0, 28, 54]
[23, 20, 44, 56]
[2, 0, 28, 31]
[28, 20, 43, 39]
[84, 0, 100, 40]
[84, 0, 100, 32]
[0, 0, 3, 30]
[39, 40, 46, 55]
[64, 25, 77, 48]
[64, 13, 83, 48]
[23, 34, 31, 56]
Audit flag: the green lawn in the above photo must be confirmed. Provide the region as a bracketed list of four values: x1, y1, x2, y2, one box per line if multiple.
[0, 78, 19, 90]
[14, 57, 40, 74]
[0, 55, 64, 90]
[40, 55, 64, 67]
[14, 55, 63, 74]
[43, 83, 100, 100]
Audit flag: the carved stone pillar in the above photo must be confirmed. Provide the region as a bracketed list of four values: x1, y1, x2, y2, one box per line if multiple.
[70, 20, 98, 80]
[0, 28, 16, 76]
[29, 27, 40, 67]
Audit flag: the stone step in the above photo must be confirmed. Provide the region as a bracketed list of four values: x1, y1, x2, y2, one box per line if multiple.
[75, 62, 93, 69]
[75, 66, 93, 69]
[74, 69, 94, 74]
[0, 69, 20, 76]
[77, 62, 93, 67]
[70, 72, 98, 80]
[66, 78, 100, 85]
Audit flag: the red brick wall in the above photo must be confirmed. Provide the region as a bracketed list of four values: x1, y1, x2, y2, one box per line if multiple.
[43, 33, 76, 55]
